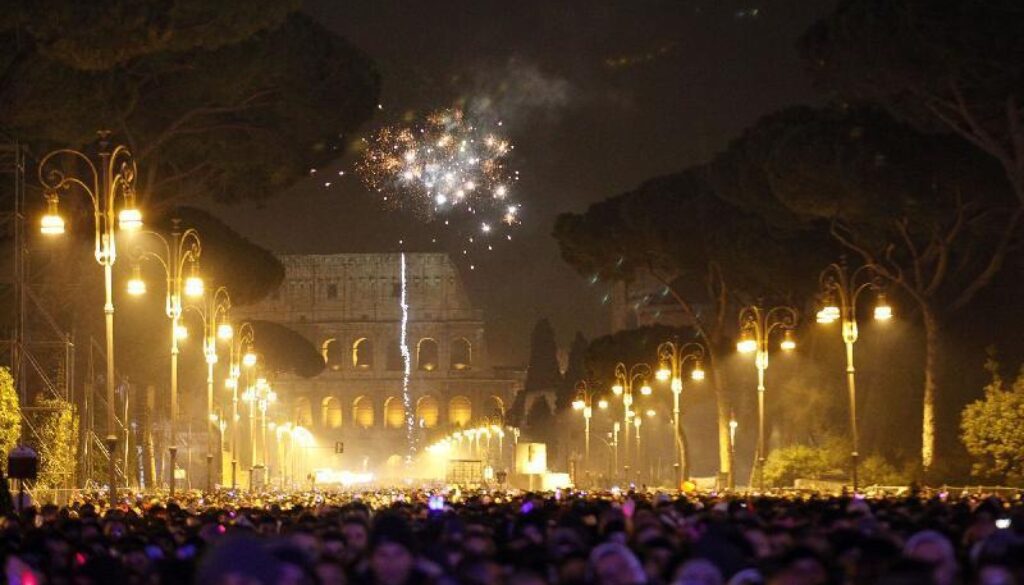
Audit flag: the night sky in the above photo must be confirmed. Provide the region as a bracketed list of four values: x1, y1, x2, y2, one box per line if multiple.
[212, 0, 836, 364]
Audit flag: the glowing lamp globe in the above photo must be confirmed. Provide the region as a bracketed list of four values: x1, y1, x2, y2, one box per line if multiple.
[184, 275, 204, 298]
[780, 330, 797, 351]
[242, 351, 257, 367]
[736, 331, 757, 353]
[611, 383, 624, 396]
[126, 266, 146, 296]
[691, 363, 705, 382]
[640, 384, 652, 396]
[40, 213, 65, 235]
[40, 197, 65, 235]
[174, 325, 189, 340]
[572, 399, 585, 410]
[655, 366, 671, 382]
[817, 304, 840, 324]
[874, 293, 893, 321]
[118, 207, 142, 231]
[217, 323, 234, 340]
[598, 399, 609, 410]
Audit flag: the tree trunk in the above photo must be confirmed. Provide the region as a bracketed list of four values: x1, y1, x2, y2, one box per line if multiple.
[709, 355, 733, 488]
[921, 306, 940, 471]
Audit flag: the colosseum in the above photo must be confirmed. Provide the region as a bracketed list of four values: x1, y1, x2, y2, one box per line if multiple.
[234, 252, 523, 478]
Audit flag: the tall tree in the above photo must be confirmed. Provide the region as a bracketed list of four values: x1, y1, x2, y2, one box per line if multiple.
[555, 170, 828, 483]
[0, 368, 19, 461]
[801, 0, 1024, 210]
[0, 8, 380, 208]
[524, 318, 562, 393]
[712, 105, 1020, 469]
[30, 396, 78, 490]
[961, 357, 1024, 485]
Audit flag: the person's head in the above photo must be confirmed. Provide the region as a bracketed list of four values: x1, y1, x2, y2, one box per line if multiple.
[316, 559, 348, 585]
[674, 558, 723, 585]
[369, 515, 417, 585]
[905, 530, 957, 585]
[342, 517, 370, 556]
[589, 542, 647, 585]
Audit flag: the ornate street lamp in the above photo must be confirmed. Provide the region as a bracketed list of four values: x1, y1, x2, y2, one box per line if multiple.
[817, 262, 891, 491]
[126, 220, 203, 496]
[571, 380, 600, 485]
[655, 340, 705, 489]
[183, 286, 232, 491]
[225, 323, 256, 489]
[38, 134, 143, 498]
[611, 362, 652, 482]
[737, 304, 798, 491]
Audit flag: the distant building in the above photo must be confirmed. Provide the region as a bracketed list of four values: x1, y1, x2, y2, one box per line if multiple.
[235, 252, 523, 473]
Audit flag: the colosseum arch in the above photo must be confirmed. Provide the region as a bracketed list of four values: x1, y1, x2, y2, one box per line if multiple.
[417, 338, 439, 371]
[383, 397, 406, 429]
[488, 395, 506, 420]
[321, 396, 342, 429]
[294, 396, 313, 428]
[322, 338, 343, 371]
[416, 395, 439, 428]
[352, 337, 374, 369]
[450, 337, 472, 370]
[448, 395, 472, 427]
[352, 396, 374, 429]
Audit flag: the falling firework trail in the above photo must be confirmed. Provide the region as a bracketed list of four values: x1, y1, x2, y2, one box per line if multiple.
[399, 253, 415, 459]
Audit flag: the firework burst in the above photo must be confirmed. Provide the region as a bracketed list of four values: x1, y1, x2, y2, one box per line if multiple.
[357, 108, 522, 231]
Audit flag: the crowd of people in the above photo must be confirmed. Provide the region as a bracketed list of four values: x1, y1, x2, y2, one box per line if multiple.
[0, 488, 1022, 585]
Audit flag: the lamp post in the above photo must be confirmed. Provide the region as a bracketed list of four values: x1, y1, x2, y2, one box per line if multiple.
[183, 286, 232, 491]
[571, 380, 603, 485]
[737, 304, 798, 492]
[242, 376, 277, 488]
[225, 323, 256, 490]
[38, 135, 143, 498]
[817, 262, 891, 492]
[611, 362, 652, 481]
[126, 220, 203, 497]
[728, 412, 738, 487]
[611, 423, 620, 481]
[655, 341, 706, 489]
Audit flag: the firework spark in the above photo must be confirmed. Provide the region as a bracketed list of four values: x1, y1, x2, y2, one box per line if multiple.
[400, 252, 414, 461]
[358, 108, 521, 234]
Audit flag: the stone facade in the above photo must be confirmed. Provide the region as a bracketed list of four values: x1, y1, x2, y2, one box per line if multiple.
[236, 252, 523, 469]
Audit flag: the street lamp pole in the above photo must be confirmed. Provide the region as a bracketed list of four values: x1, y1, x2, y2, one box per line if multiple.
[127, 220, 203, 497]
[227, 323, 256, 489]
[737, 304, 798, 492]
[38, 135, 143, 499]
[183, 286, 232, 492]
[611, 362, 652, 483]
[655, 341, 706, 489]
[571, 380, 604, 486]
[817, 262, 891, 492]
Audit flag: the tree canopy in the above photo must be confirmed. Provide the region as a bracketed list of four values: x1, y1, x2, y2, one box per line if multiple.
[961, 358, 1024, 484]
[801, 0, 1024, 207]
[0, 8, 380, 208]
[249, 320, 325, 379]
